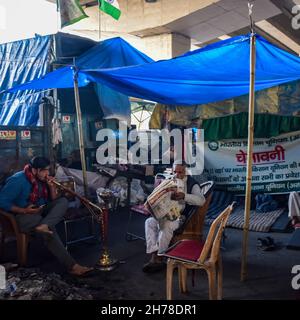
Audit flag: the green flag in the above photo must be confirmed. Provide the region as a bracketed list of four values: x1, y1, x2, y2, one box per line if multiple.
[99, 0, 121, 20]
[57, 0, 88, 28]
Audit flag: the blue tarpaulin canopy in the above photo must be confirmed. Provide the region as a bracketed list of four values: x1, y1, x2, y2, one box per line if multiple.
[8, 37, 153, 91]
[0, 32, 98, 126]
[74, 37, 153, 121]
[7, 33, 300, 108]
[1, 35, 153, 125]
[4, 37, 153, 123]
[81, 34, 300, 105]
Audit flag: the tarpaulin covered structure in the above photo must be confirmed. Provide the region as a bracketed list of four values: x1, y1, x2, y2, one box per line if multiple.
[8, 33, 300, 116]
[7, 34, 300, 107]
[80, 34, 300, 105]
[10, 37, 153, 121]
[1, 34, 153, 125]
[0, 35, 52, 126]
[7, 31, 300, 281]
[0, 32, 96, 126]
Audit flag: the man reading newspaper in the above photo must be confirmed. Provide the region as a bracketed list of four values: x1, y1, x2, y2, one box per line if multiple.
[143, 164, 206, 273]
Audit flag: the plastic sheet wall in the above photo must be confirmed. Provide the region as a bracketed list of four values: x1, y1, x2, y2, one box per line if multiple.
[0, 35, 52, 126]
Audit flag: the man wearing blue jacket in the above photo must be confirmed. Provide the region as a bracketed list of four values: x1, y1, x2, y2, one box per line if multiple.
[0, 156, 92, 276]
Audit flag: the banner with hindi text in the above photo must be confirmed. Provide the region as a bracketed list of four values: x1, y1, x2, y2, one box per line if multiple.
[204, 130, 300, 194]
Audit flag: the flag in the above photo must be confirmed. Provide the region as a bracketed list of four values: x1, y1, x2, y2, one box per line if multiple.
[57, 0, 88, 28]
[99, 0, 121, 20]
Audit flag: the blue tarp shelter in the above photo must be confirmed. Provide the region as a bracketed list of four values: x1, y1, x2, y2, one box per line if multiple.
[0, 32, 96, 126]
[1, 34, 153, 125]
[81, 34, 300, 105]
[8, 34, 300, 107]
[0, 35, 53, 126]
[6, 32, 300, 280]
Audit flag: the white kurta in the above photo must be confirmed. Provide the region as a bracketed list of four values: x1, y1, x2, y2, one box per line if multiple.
[145, 177, 206, 254]
[288, 191, 300, 218]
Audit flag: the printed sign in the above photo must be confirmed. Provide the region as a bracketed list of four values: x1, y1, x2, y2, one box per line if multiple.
[204, 130, 300, 194]
[0, 130, 16, 140]
[62, 115, 71, 124]
[21, 130, 31, 140]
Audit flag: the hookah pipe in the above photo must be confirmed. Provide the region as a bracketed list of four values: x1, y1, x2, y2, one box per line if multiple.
[49, 178, 118, 270]
[97, 191, 117, 270]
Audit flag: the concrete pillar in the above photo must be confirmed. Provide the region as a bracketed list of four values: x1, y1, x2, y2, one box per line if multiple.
[171, 33, 191, 58]
[143, 33, 191, 60]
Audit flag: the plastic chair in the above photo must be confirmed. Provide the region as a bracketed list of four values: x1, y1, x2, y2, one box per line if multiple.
[172, 181, 214, 243]
[0, 209, 29, 266]
[161, 202, 235, 300]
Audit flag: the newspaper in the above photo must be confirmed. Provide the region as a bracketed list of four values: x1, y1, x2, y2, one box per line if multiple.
[145, 178, 183, 221]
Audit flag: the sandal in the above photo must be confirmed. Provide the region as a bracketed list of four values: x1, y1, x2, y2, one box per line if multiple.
[257, 238, 269, 251]
[257, 237, 276, 251]
[291, 218, 300, 229]
[265, 237, 276, 251]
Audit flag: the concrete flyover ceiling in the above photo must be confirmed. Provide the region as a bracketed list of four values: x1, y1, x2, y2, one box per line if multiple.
[161, 0, 300, 55]
[46, 0, 300, 56]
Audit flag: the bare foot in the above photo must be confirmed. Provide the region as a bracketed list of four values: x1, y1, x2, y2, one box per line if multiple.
[69, 264, 94, 276]
[35, 224, 53, 235]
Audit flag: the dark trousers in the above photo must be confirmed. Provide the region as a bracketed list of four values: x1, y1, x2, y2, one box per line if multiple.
[15, 197, 76, 270]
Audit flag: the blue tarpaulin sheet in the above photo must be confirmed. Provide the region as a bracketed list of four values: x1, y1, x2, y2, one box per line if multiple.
[8, 37, 153, 122]
[0, 35, 52, 126]
[82, 34, 300, 105]
[73, 37, 153, 120]
[7, 34, 300, 108]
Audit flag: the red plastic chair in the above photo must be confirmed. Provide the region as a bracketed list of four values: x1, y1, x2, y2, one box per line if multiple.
[161, 203, 235, 300]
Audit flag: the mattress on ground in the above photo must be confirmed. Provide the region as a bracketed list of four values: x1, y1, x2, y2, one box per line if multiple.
[206, 205, 285, 232]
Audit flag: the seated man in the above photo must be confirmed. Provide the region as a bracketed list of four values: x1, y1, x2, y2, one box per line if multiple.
[143, 163, 206, 273]
[0, 156, 93, 276]
[288, 192, 300, 228]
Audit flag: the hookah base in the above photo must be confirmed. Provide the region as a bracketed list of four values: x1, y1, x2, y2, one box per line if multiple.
[95, 253, 119, 271]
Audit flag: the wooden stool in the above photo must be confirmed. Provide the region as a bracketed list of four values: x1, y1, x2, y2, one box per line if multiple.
[0, 209, 29, 266]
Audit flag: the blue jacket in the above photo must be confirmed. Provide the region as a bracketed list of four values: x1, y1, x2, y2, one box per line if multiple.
[0, 171, 47, 212]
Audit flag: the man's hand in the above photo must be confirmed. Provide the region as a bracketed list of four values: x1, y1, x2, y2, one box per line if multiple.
[46, 176, 59, 200]
[46, 176, 56, 188]
[171, 191, 185, 201]
[23, 204, 44, 215]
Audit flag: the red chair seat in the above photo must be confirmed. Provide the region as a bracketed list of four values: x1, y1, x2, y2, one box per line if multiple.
[131, 204, 151, 217]
[164, 239, 205, 262]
